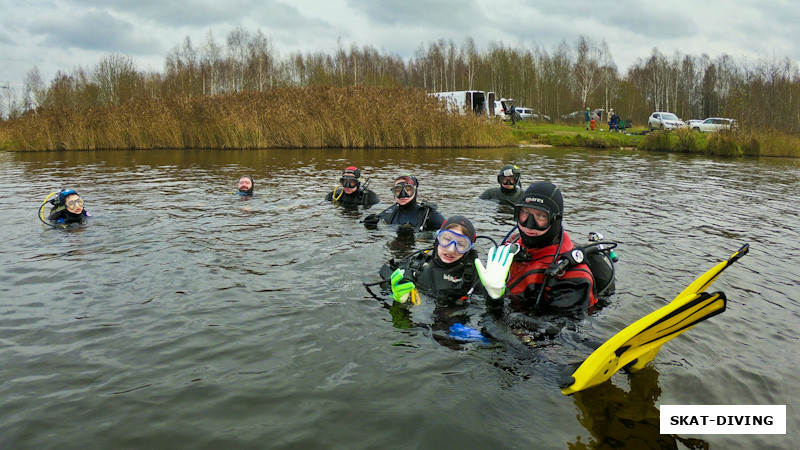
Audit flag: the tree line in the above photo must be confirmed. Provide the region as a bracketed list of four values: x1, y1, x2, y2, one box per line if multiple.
[7, 27, 800, 134]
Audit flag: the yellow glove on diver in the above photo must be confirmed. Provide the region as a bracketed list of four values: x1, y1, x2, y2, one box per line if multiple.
[390, 268, 419, 304]
[475, 244, 519, 299]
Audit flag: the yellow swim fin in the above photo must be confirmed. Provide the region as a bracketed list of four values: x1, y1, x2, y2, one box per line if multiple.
[560, 244, 748, 395]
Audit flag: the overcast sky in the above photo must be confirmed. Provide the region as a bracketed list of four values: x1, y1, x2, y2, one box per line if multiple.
[1, 0, 798, 90]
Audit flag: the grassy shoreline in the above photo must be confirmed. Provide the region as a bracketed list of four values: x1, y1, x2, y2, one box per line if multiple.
[512, 122, 800, 158]
[0, 87, 516, 151]
[1, 86, 798, 158]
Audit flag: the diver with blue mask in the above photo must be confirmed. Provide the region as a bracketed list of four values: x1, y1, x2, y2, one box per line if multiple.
[40, 189, 91, 227]
[373, 216, 490, 345]
[379, 216, 482, 302]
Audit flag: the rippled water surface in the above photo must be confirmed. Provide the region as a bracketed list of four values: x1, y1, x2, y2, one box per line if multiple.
[2, 147, 798, 448]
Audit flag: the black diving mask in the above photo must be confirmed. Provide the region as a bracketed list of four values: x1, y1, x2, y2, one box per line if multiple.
[392, 183, 416, 198]
[515, 206, 557, 231]
[340, 178, 359, 188]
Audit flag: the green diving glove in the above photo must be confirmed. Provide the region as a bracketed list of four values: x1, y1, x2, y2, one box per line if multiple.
[475, 244, 520, 299]
[390, 268, 419, 304]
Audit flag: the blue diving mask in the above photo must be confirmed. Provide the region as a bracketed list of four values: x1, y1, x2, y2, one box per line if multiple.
[436, 229, 474, 254]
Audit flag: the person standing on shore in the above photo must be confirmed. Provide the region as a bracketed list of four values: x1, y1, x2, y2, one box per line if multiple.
[585, 107, 591, 130]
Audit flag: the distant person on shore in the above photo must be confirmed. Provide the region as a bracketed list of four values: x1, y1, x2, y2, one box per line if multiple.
[610, 110, 621, 132]
[47, 189, 91, 226]
[325, 166, 379, 207]
[479, 164, 525, 206]
[237, 175, 254, 196]
[585, 107, 590, 130]
[363, 175, 444, 231]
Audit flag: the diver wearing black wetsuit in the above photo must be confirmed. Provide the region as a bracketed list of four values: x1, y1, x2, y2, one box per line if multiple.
[380, 216, 485, 301]
[325, 166, 379, 206]
[380, 248, 480, 301]
[48, 189, 90, 225]
[479, 164, 525, 206]
[364, 175, 444, 231]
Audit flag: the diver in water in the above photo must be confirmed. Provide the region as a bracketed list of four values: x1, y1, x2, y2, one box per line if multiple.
[376, 216, 490, 344]
[363, 175, 444, 231]
[380, 216, 482, 302]
[237, 175, 254, 196]
[479, 164, 525, 206]
[325, 166, 379, 206]
[501, 181, 599, 311]
[45, 189, 91, 226]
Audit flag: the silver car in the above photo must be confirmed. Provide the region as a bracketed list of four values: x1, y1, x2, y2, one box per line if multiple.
[690, 117, 738, 132]
[648, 112, 686, 131]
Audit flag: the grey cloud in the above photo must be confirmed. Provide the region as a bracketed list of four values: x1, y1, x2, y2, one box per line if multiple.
[63, 0, 244, 26]
[65, 0, 313, 28]
[30, 9, 161, 54]
[0, 29, 15, 46]
[346, 0, 485, 30]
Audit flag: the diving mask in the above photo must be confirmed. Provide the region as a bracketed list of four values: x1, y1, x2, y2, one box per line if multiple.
[392, 183, 416, 198]
[66, 197, 84, 209]
[515, 206, 555, 231]
[340, 178, 359, 188]
[436, 229, 474, 254]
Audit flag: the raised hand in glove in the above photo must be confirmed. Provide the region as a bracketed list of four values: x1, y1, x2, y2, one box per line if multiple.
[474, 244, 519, 299]
[390, 268, 419, 304]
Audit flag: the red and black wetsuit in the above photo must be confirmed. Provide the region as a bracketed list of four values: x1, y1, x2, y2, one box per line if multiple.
[506, 231, 597, 309]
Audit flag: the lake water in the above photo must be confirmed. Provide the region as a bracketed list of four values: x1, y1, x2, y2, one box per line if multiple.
[1, 147, 798, 448]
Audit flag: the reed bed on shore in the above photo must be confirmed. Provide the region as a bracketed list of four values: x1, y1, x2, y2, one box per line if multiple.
[638, 129, 779, 157]
[0, 86, 517, 151]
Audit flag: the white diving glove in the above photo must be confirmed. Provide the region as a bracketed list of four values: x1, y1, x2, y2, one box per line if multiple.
[474, 244, 519, 299]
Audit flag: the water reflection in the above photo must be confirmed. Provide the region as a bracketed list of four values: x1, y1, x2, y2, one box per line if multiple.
[1, 148, 798, 448]
[569, 366, 709, 449]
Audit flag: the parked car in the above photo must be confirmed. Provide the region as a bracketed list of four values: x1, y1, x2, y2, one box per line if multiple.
[515, 107, 535, 121]
[689, 117, 738, 133]
[494, 98, 515, 121]
[647, 112, 686, 131]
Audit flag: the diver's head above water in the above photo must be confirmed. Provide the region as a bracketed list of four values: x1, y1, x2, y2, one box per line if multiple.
[435, 216, 476, 265]
[392, 175, 418, 208]
[515, 181, 563, 248]
[57, 189, 84, 215]
[497, 164, 521, 191]
[340, 166, 361, 195]
[237, 175, 254, 196]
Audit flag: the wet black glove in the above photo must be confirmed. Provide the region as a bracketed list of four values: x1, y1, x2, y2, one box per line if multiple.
[363, 214, 380, 228]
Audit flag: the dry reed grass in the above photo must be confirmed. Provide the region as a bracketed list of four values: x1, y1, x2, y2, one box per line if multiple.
[637, 128, 799, 158]
[0, 86, 517, 151]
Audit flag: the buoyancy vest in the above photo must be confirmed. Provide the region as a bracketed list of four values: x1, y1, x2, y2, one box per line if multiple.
[379, 250, 479, 302]
[506, 232, 598, 308]
[379, 202, 444, 231]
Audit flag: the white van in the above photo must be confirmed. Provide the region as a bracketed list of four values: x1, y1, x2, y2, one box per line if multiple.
[429, 90, 497, 117]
